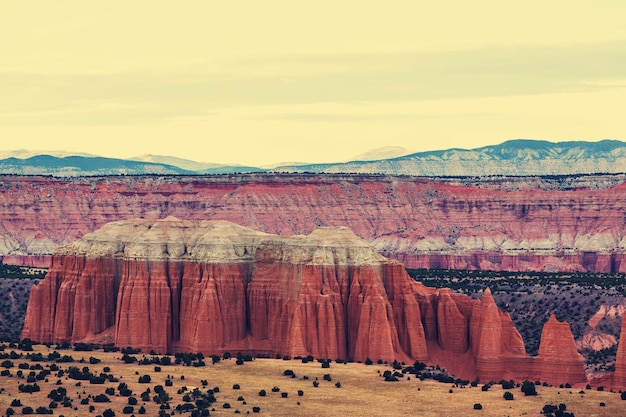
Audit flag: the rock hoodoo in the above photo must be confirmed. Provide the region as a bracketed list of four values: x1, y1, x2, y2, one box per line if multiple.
[23, 218, 586, 384]
[612, 317, 626, 388]
[535, 315, 587, 385]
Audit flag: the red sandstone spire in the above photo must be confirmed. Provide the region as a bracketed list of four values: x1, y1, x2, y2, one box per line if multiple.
[614, 315, 626, 388]
[535, 314, 587, 385]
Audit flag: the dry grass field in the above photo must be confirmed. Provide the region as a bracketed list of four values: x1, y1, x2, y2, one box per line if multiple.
[0, 346, 624, 417]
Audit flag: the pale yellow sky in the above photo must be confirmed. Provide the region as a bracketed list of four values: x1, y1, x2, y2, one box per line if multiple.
[2, 1, 626, 165]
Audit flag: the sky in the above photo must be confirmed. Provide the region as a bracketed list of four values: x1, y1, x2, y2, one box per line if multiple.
[2, 1, 626, 166]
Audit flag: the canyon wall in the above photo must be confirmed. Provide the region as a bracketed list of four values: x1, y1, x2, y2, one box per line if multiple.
[2, 174, 626, 272]
[22, 218, 587, 385]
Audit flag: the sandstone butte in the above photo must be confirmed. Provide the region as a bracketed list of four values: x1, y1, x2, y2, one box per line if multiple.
[22, 218, 589, 386]
[2, 174, 626, 272]
[609, 317, 626, 388]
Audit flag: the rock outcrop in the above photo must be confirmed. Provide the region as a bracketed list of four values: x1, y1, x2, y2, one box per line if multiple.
[2, 174, 626, 273]
[611, 318, 626, 388]
[589, 315, 626, 390]
[534, 315, 587, 385]
[22, 218, 586, 385]
[576, 303, 624, 353]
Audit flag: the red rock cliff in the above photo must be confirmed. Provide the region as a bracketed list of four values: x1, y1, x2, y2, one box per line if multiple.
[2, 174, 626, 272]
[610, 317, 626, 389]
[22, 218, 587, 384]
[534, 315, 587, 384]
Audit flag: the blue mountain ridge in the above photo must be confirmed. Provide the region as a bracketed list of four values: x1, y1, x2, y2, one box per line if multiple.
[1, 139, 625, 177]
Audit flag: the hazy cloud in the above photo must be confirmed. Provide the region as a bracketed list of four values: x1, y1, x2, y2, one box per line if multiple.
[2, 41, 626, 125]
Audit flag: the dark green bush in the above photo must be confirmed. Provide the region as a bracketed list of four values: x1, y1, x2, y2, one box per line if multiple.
[93, 393, 110, 402]
[501, 380, 514, 389]
[121, 354, 137, 364]
[18, 383, 40, 393]
[521, 381, 537, 396]
[138, 374, 151, 383]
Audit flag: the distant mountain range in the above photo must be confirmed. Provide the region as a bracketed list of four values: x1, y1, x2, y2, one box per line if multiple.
[0, 155, 190, 176]
[1, 140, 625, 177]
[276, 139, 626, 176]
[0, 152, 263, 176]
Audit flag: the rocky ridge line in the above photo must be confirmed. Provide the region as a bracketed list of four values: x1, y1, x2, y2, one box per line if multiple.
[3, 174, 626, 273]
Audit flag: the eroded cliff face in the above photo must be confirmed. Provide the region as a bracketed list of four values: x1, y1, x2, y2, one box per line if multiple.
[535, 315, 588, 385]
[610, 318, 626, 388]
[22, 218, 586, 385]
[2, 174, 626, 272]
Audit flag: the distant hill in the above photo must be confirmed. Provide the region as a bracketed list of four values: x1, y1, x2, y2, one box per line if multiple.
[0, 155, 264, 177]
[0, 149, 97, 159]
[128, 154, 265, 174]
[0, 155, 193, 176]
[129, 154, 226, 172]
[275, 139, 626, 176]
[349, 146, 414, 161]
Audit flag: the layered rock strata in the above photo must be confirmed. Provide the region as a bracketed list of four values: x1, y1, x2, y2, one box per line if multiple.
[22, 218, 586, 385]
[3, 174, 626, 272]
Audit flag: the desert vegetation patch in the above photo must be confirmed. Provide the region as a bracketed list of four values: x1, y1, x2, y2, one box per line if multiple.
[0, 344, 625, 416]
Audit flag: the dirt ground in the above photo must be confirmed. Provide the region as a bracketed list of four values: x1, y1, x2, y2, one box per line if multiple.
[0, 346, 623, 417]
